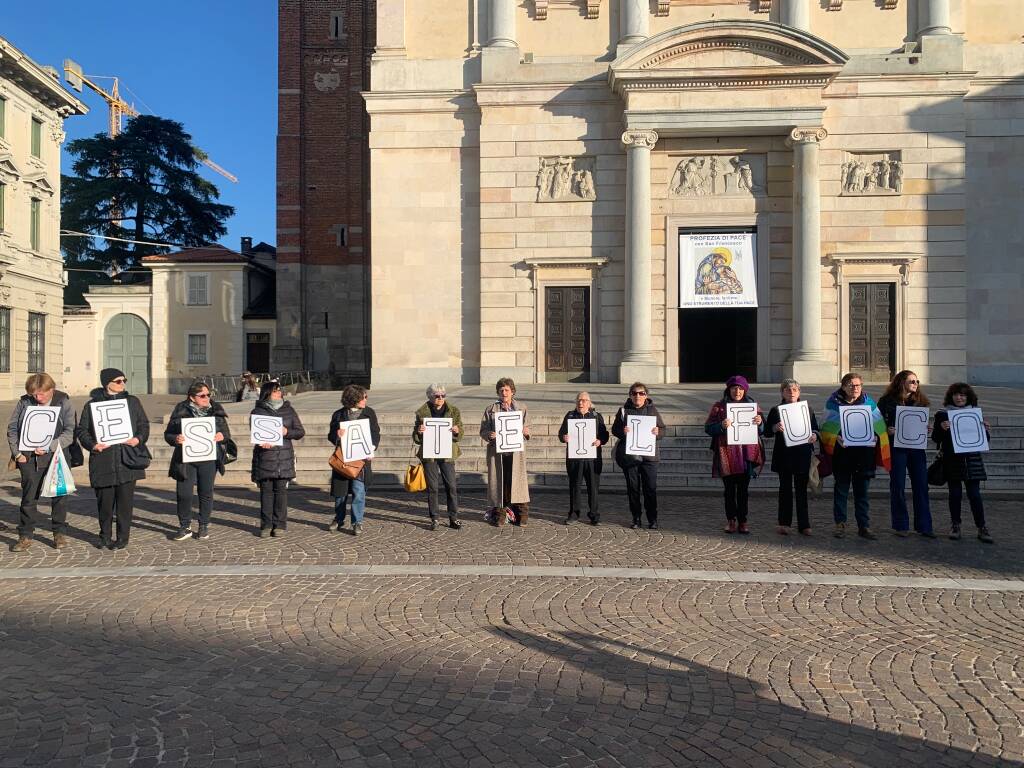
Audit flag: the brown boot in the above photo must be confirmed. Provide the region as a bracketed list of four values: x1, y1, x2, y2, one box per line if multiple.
[516, 505, 529, 526]
[53, 533, 68, 550]
[11, 537, 31, 552]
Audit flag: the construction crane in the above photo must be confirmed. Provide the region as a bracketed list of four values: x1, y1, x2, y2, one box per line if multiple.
[63, 59, 238, 183]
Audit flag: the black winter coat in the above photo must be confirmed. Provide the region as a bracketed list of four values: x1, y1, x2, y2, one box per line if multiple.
[558, 408, 610, 475]
[250, 400, 305, 482]
[611, 398, 666, 467]
[765, 402, 820, 475]
[75, 388, 151, 488]
[328, 406, 381, 496]
[933, 409, 988, 482]
[164, 400, 232, 481]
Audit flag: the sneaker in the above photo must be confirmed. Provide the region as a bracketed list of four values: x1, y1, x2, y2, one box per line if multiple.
[449, 519, 462, 530]
[919, 531, 937, 539]
[893, 530, 910, 538]
[949, 525, 962, 540]
[53, 533, 68, 549]
[799, 528, 812, 537]
[648, 522, 659, 530]
[737, 522, 750, 535]
[327, 520, 340, 532]
[978, 527, 994, 544]
[171, 528, 193, 542]
[352, 523, 361, 536]
[630, 520, 641, 530]
[195, 526, 211, 541]
[271, 528, 285, 538]
[833, 523, 845, 539]
[858, 527, 877, 540]
[724, 519, 737, 534]
[777, 526, 790, 536]
[565, 513, 577, 526]
[429, 519, 438, 531]
[259, 528, 272, 539]
[11, 537, 31, 552]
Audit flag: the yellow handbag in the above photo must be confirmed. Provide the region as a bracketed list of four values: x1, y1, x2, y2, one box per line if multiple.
[404, 462, 426, 492]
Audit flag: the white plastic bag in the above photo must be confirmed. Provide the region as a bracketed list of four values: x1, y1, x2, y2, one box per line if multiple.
[40, 445, 77, 498]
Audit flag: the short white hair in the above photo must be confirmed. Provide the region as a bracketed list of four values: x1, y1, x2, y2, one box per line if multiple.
[426, 383, 447, 398]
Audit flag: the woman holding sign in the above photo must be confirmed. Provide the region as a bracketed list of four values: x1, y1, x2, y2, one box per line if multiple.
[412, 384, 463, 530]
[704, 375, 765, 534]
[819, 373, 891, 540]
[612, 383, 666, 530]
[75, 368, 151, 550]
[164, 381, 231, 541]
[481, 378, 531, 526]
[878, 370, 934, 538]
[765, 379, 819, 536]
[558, 392, 610, 525]
[6, 373, 76, 552]
[329, 384, 380, 535]
[250, 381, 306, 537]
[934, 383, 993, 543]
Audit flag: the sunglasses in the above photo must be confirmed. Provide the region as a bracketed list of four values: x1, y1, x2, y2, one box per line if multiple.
[194, 393, 211, 399]
[111, 378, 127, 384]
[432, 393, 446, 399]
[630, 391, 647, 397]
[906, 380, 919, 385]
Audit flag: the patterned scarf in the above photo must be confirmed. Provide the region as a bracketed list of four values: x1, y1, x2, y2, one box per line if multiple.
[706, 399, 765, 478]
[820, 390, 891, 471]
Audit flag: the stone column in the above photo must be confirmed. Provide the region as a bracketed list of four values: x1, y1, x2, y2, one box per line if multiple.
[781, 0, 809, 31]
[784, 127, 833, 383]
[918, 0, 952, 36]
[488, 0, 517, 47]
[618, 0, 649, 50]
[619, 130, 662, 384]
[374, 0, 406, 57]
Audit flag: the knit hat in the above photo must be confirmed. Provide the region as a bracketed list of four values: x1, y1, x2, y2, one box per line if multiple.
[101, 368, 126, 387]
[725, 375, 749, 394]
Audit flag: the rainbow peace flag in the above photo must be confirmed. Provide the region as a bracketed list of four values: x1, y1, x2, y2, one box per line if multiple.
[820, 391, 891, 472]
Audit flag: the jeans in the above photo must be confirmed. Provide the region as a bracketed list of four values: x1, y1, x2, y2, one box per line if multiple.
[949, 480, 985, 529]
[335, 479, 366, 525]
[723, 474, 750, 523]
[96, 481, 136, 544]
[889, 447, 932, 533]
[176, 460, 217, 529]
[567, 460, 600, 521]
[423, 460, 458, 520]
[623, 463, 657, 524]
[778, 471, 809, 530]
[259, 479, 288, 530]
[17, 458, 68, 536]
[833, 472, 871, 530]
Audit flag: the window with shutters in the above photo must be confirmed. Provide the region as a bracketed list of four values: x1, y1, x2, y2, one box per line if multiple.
[187, 333, 208, 364]
[187, 274, 209, 306]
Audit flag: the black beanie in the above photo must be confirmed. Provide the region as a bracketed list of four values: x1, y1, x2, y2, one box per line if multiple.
[101, 368, 126, 387]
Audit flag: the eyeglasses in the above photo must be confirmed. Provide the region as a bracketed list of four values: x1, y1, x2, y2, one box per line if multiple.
[194, 394, 211, 399]
[111, 378, 127, 384]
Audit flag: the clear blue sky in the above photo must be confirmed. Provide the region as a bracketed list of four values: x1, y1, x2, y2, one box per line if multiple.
[2, 1, 277, 251]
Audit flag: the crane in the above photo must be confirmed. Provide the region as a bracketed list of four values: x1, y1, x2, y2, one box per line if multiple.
[63, 59, 238, 183]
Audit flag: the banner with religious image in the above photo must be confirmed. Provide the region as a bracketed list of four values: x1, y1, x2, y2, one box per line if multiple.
[679, 232, 758, 308]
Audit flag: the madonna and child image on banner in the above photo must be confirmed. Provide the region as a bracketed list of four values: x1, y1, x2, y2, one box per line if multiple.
[679, 232, 758, 308]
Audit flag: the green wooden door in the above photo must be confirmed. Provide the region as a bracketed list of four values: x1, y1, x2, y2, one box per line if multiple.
[103, 314, 151, 393]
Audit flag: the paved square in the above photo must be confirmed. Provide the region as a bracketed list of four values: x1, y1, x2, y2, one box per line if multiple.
[1, 487, 1022, 766]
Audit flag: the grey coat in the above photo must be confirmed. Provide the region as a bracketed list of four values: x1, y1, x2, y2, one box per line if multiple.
[6, 391, 76, 472]
[480, 400, 530, 507]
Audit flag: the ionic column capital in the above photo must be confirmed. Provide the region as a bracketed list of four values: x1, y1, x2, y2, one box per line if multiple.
[621, 130, 658, 150]
[787, 127, 827, 147]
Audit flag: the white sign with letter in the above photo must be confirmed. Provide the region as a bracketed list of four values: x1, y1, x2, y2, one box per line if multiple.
[949, 408, 989, 454]
[250, 414, 284, 447]
[566, 419, 597, 460]
[181, 417, 217, 463]
[624, 415, 657, 457]
[892, 406, 930, 450]
[725, 402, 760, 445]
[839, 405, 876, 447]
[778, 401, 813, 447]
[18, 406, 61, 452]
[421, 418, 453, 460]
[342, 418, 375, 461]
[89, 400, 133, 446]
[494, 411, 525, 454]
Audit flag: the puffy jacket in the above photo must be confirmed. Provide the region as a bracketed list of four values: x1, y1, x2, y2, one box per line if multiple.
[75, 388, 151, 488]
[250, 400, 305, 482]
[164, 399, 232, 481]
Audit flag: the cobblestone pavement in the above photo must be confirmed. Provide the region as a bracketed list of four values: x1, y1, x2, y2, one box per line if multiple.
[1, 487, 1023, 767]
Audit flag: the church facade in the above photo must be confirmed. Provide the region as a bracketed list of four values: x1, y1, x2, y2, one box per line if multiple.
[358, 0, 1023, 385]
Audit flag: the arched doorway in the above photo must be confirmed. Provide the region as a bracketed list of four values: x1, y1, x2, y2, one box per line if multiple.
[103, 314, 151, 394]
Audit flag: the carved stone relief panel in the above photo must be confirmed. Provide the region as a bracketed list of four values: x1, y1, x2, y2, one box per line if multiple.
[840, 151, 903, 195]
[537, 156, 596, 202]
[668, 154, 765, 198]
